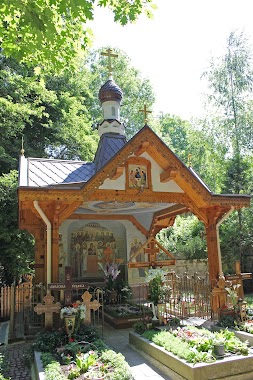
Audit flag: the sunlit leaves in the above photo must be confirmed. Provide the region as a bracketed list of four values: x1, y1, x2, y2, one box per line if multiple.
[0, 0, 155, 72]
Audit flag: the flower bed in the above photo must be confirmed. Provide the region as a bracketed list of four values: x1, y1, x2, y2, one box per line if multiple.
[33, 324, 134, 380]
[103, 304, 153, 329]
[129, 326, 253, 380]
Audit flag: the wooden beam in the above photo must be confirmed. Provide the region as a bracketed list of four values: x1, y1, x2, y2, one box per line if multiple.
[110, 166, 124, 180]
[160, 167, 177, 183]
[134, 141, 150, 156]
[59, 201, 82, 224]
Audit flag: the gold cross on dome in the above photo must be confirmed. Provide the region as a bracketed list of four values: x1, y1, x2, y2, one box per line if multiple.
[188, 153, 192, 167]
[139, 105, 152, 124]
[101, 48, 118, 76]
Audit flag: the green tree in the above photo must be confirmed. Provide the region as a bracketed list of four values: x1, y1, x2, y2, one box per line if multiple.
[0, 54, 98, 174]
[157, 113, 190, 164]
[0, 0, 155, 71]
[157, 215, 207, 260]
[202, 30, 253, 272]
[0, 171, 34, 284]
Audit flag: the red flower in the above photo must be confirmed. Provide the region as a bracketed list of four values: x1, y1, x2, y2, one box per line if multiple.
[69, 337, 75, 342]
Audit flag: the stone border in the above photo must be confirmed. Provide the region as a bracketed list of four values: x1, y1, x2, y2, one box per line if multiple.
[129, 332, 253, 380]
[33, 351, 45, 380]
[103, 312, 142, 329]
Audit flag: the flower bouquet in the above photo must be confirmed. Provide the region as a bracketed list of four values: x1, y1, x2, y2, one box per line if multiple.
[60, 304, 87, 337]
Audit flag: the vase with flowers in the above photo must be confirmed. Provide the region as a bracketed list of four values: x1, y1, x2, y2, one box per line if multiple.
[60, 304, 86, 337]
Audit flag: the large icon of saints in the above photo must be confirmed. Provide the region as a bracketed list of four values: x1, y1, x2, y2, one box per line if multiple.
[70, 225, 118, 277]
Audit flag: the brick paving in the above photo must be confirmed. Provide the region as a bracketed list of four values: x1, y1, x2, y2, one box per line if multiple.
[0, 342, 32, 380]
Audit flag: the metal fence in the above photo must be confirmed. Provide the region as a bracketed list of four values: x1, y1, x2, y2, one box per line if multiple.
[3, 282, 104, 340]
[138, 272, 212, 322]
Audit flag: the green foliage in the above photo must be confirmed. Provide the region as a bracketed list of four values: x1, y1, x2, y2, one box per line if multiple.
[0, 0, 155, 72]
[0, 352, 9, 380]
[44, 361, 66, 380]
[143, 326, 249, 364]
[133, 320, 146, 334]
[41, 352, 58, 367]
[99, 350, 134, 380]
[0, 170, 34, 283]
[157, 113, 191, 164]
[74, 324, 100, 343]
[202, 30, 253, 157]
[217, 315, 236, 329]
[145, 267, 168, 304]
[38, 325, 134, 380]
[33, 329, 66, 353]
[0, 54, 98, 172]
[157, 215, 207, 260]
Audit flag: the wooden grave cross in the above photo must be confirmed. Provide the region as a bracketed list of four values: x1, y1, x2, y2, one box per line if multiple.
[144, 239, 160, 267]
[48, 266, 89, 306]
[128, 237, 175, 269]
[225, 261, 252, 299]
[77, 291, 101, 323]
[98, 245, 123, 265]
[34, 293, 61, 329]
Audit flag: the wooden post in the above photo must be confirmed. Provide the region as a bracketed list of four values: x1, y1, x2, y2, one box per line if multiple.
[52, 227, 59, 283]
[9, 282, 15, 340]
[205, 210, 221, 285]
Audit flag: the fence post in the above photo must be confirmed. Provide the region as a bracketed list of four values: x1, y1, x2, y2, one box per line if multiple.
[9, 280, 16, 341]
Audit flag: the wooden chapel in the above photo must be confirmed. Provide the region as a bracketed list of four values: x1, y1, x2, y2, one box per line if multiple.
[18, 52, 251, 295]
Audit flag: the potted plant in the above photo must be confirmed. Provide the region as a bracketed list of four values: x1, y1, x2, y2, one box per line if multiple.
[212, 332, 226, 357]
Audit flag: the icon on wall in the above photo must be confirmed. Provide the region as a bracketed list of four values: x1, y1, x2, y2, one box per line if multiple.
[128, 164, 148, 189]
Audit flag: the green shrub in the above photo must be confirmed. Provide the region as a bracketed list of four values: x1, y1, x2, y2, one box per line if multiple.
[33, 329, 66, 353]
[100, 350, 134, 380]
[44, 361, 66, 380]
[74, 324, 100, 342]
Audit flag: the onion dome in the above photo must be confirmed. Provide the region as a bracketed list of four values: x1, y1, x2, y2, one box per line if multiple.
[98, 79, 123, 104]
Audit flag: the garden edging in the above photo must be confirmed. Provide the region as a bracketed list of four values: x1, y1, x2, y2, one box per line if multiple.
[32, 351, 45, 380]
[129, 331, 253, 380]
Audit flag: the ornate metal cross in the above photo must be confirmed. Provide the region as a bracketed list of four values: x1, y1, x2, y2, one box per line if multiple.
[139, 104, 152, 124]
[101, 48, 118, 76]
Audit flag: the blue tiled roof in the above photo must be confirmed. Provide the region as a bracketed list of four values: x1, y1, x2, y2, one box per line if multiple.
[94, 133, 127, 171]
[27, 158, 96, 187]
